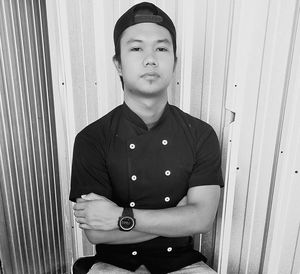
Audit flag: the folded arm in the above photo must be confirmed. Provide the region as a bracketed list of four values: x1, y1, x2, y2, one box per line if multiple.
[83, 229, 157, 245]
[75, 195, 188, 244]
[74, 186, 220, 242]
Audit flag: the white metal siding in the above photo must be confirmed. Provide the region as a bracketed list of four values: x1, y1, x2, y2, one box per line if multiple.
[218, 0, 300, 273]
[261, 1, 300, 272]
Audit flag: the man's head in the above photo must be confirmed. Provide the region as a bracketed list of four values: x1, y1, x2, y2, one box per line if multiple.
[114, 2, 177, 61]
[113, 2, 177, 91]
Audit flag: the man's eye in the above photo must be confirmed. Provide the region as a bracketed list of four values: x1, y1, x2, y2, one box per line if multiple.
[131, 47, 142, 51]
[157, 47, 168, 52]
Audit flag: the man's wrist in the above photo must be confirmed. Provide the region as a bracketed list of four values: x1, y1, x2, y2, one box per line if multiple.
[115, 207, 123, 230]
[118, 207, 136, 231]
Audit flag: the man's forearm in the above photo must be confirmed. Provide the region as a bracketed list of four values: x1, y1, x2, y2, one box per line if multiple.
[133, 186, 221, 237]
[84, 229, 158, 244]
[133, 204, 209, 237]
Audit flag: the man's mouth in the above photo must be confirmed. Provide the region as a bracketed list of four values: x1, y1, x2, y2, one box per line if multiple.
[141, 72, 160, 79]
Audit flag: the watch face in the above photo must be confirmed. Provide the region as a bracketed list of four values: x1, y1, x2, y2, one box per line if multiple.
[120, 216, 135, 231]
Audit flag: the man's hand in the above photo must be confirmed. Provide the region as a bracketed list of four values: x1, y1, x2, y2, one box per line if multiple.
[73, 193, 122, 230]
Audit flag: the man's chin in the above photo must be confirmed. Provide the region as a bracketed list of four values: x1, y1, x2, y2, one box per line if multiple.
[126, 85, 165, 97]
[138, 88, 166, 98]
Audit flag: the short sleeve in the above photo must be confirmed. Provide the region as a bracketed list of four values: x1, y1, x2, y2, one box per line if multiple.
[188, 127, 224, 188]
[69, 132, 112, 202]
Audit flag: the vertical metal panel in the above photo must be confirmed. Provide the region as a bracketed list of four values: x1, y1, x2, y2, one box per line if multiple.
[0, 0, 66, 273]
[262, 1, 300, 273]
[218, 0, 300, 273]
[45, 0, 77, 268]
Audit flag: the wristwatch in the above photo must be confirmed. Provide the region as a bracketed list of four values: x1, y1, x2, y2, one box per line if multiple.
[118, 207, 136, 231]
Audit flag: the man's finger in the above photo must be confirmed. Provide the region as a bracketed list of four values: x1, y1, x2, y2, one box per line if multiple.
[75, 217, 86, 224]
[79, 223, 91, 230]
[73, 202, 87, 210]
[74, 210, 85, 218]
[76, 198, 86, 203]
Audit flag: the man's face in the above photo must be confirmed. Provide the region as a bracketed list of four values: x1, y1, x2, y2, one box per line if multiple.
[115, 23, 176, 97]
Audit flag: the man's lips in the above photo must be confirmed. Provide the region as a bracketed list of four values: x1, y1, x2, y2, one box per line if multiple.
[141, 72, 160, 79]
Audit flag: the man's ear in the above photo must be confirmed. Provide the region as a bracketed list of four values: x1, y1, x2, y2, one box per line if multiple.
[113, 56, 122, 76]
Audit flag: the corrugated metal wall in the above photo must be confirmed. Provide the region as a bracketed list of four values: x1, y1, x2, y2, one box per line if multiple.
[45, 0, 300, 273]
[0, 0, 67, 273]
[218, 0, 300, 273]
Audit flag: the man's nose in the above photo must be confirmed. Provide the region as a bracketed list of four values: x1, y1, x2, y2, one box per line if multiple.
[143, 53, 158, 67]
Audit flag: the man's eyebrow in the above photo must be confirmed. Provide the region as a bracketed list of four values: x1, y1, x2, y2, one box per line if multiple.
[126, 39, 143, 44]
[156, 39, 172, 44]
[126, 38, 172, 44]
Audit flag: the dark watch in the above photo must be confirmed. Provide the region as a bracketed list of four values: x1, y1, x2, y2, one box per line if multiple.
[118, 207, 136, 231]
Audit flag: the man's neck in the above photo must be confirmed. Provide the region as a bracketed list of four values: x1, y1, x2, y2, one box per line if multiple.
[124, 92, 168, 126]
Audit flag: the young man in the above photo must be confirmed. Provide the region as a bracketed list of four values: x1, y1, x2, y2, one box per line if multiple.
[70, 2, 224, 273]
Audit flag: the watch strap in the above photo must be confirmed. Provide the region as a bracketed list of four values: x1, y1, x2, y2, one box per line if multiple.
[123, 207, 134, 218]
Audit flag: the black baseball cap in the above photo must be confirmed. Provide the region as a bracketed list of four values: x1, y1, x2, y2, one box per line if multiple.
[113, 2, 177, 55]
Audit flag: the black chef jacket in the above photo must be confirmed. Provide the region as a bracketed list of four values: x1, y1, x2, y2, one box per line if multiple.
[69, 102, 224, 274]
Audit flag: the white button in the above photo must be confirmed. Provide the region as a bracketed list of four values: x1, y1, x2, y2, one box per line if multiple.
[132, 251, 137, 256]
[165, 170, 171, 176]
[167, 247, 172, 252]
[130, 202, 135, 207]
[162, 140, 168, 145]
[131, 175, 137, 181]
[129, 144, 135, 150]
[165, 197, 170, 202]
